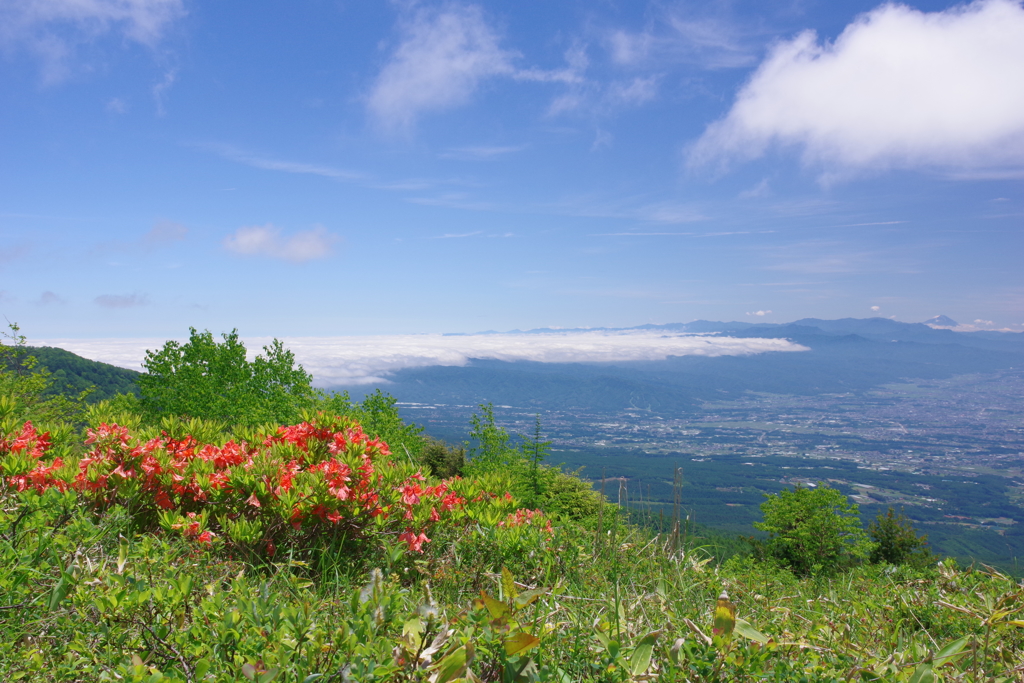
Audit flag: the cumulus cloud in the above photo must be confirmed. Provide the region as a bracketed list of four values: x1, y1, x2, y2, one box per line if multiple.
[689, 0, 1024, 178]
[0, 0, 186, 82]
[368, 4, 516, 131]
[368, 4, 582, 131]
[38, 331, 810, 386]
[746, 310, 772, 317]
[871, 305, 880, 311]
[223, 224, 339, 264]
[95, 293, 147, 308]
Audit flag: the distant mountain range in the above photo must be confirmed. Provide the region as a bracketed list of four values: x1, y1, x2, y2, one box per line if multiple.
[343, 317, 1024, 413]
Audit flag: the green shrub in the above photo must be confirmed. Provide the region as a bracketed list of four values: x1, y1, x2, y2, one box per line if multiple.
[753, 483, 874, 576]
[419, 437, 465, 479]
[869, 506, 933, 567]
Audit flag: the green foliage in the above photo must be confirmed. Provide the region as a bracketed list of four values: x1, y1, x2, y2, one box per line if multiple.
[419, 437, 465, 479]
[138, 328, 317, 426]
[22, 345, 140, 403]
[4, 413, 1024, 681]
[869, 506, 933, 567]
[753, 483, 874, 577]
[343, 389, 426, 462]
[520, 415, 551, 509]
[0, 323, 86, 426]
[466, 403, 517, 474]
[531, 466, 601, 521]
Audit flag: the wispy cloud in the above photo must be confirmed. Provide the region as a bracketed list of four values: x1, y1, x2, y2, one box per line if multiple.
[689, 0, 1024, 178]
[211, 145, 364, 181]
[0, 242, 31, 264]
[152, 68, 176, 115]
[143, 220, 188, 245]
[439, 145, 527, 160]
[761, 240, 917, 275]
[557, 198, 707, 224]
[223, 224, 340, 264]
[90, 219, 188, 255]
[0, 0, 185, 83]
[431, 231, 482, 239]
[36, 291, 65, 306]
[95, 293, 148, 309]
[40, 331, 810, 385]
[605, 8, 758, 71]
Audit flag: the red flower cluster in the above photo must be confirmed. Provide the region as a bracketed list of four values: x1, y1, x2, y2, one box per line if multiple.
[0, 417, 479, 554]
[498, 508, 554, 535]
[1, 417, 530, 555]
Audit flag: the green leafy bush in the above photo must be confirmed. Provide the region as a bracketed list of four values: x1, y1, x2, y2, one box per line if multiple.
[869, 506, 933, 567]
[419, 437, 466, 479]
[138, 328, 317, 427]
[753, 483, 874, 576]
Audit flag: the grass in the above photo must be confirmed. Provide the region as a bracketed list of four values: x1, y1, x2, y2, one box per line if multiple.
[1, 412, 1023, 681]
[2, 483, 1024, 681]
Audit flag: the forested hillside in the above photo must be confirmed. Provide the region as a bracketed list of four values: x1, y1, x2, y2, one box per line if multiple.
[21, 346, 140, 402]
[0, 344, 142, 403]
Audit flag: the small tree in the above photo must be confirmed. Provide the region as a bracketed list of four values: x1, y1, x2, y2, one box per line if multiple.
[419, 438, 465, 479]
[868, 507, 932, 567]
[138, 328, 316, 426]
[466, 403, 516, 473]
[754, 484, 874, 576]
[0, 322, 85, 425]
[520, 414, 552, 507]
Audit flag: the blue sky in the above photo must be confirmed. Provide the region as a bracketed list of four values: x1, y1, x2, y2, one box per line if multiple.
[2, 0, 1023, 340]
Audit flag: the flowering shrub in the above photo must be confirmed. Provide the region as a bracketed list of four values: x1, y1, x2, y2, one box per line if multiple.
[498, 507, 554, 535]
[0, 416, 517, 556]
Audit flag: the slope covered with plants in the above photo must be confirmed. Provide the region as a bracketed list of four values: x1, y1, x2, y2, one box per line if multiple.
[1, 328, 1023, 681]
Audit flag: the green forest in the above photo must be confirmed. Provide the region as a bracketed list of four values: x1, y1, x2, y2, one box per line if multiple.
[2, 327, 1023, 681]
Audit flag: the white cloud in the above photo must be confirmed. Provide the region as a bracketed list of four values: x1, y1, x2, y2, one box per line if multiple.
[223, 224, 339, 264]
[871, 305, 880, 311]
[95, 293, 147, 308]
[368, 4, 516, 131]
[746, 310, 772, 316]
[689, 0, 1024, 177]
[39, 331, 810, 386]
[368, 4, 585, 131]
[0, 0, 185, 82]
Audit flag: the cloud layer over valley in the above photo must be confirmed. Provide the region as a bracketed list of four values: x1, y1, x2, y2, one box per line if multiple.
[38, 331, 808, 387]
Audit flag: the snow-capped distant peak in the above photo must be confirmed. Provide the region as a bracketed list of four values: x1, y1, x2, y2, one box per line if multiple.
[924, 315, 959, 328]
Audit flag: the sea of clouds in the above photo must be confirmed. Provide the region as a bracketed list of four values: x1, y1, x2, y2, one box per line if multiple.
[37, 331, 808, 387]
